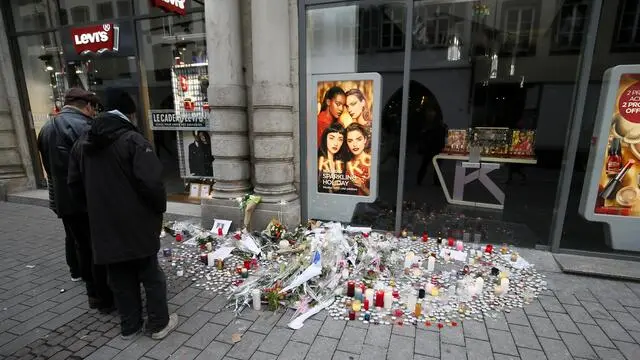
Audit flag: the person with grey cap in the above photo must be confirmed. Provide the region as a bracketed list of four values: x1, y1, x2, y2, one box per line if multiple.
[37, 88, 114, 313]
[68, 88, 177, 340]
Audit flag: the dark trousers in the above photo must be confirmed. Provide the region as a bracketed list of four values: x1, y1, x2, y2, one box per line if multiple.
[62, 213, 113, 307]
[106, 256, 169, 335]
[62, 221, 80, 278]
[417, 152, 440, 185]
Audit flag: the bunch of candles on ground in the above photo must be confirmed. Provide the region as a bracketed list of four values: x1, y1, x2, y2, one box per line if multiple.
[160, 221, 546, 329]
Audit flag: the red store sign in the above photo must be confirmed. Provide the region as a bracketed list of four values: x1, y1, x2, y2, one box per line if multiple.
[151, 0, 187, 16]
[71, 24, 119, 55]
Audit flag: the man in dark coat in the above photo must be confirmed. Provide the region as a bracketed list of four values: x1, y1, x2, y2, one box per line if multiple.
[68, 88, 178, 340]
[37, 88, 113, 312]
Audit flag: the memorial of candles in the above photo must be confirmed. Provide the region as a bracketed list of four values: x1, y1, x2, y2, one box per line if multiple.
[160, 220, 547, 330]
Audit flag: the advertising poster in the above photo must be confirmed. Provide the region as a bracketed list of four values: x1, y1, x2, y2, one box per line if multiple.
[179, 131, 214, 179]
[594, 73, 640, 216]
[315, 78, 377, 196]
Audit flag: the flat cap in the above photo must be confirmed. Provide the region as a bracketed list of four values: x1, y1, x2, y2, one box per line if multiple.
[64, 88, 100, 105]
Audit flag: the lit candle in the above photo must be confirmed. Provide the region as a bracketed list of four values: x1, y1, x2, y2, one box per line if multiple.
[404, 252, 415, 269]
[430, 287, 439, 297]
[510, 252, 519, 262]
[241, 268, 248, 278]
[365, 288, 374, 305]
[485, 244, 493, 253]
[205, 242, 213, 252]
[392, 289, 400, 299]
[349, 310, 356, 320]
[352, 300, 362, 312]
[342, 268, 349, 279]
[494, 285, 504, 296]
[375, 290, 385, 308]
[456, 240, 464, 251]
[384, 289, 394, 309]
[422, 232, 429, 242]
[347, 281, 355, 297]
[363, 298, 370, 311]
[427, 256, 435, 272]
[243, 259, 252, 270]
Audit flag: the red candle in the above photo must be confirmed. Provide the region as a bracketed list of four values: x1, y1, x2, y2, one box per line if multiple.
[447, 237, 455, 247]
[175, 233, 183, 242]
[349, 310, 356, 320]
[375, 290, 385, 308]
[243, 259, 251, 270]
[392, 289, 399, 299]
[347, 281, 355, 297]
[422, 233, 428, 242]
[363, 298, 370, 311]
[485, 244, 493, 254]
[218, 227, 223, 236]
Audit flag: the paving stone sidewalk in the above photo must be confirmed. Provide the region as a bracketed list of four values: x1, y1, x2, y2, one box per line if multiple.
[1, 201, 640, 360]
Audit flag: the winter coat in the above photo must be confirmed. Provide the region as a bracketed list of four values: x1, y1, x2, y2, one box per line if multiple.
[37, 106, 91, 217]
[68, 111, 166, 265]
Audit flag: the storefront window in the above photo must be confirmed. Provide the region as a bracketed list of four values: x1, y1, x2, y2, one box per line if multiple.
[16, 32, 65, 138]
[135, 0, 203, 17]
[10, 0, 58, 32]
[306, 1, 405, 230]
[560, 0, 640, 252]
[137, 12, 208, 201]
[397, 0, 590, 247]
[58, 0, 127, 25]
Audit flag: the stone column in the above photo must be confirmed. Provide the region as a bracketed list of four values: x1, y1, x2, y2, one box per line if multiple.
[201, 0, 251, 228]
[248, 0, 300, 227]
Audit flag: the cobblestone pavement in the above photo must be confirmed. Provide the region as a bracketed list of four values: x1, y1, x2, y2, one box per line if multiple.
[1, 202, 640, 360]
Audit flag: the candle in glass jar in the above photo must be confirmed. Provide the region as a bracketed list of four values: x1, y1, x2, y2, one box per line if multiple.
[352, 300, 362, 312]
[392, 289, 400, 299]
[414, 302, 422, 318]
[384, 289, 394, 309]
[347, 281, 355, 297]
[241, 268, 248, 278]
[494, 285, 504, 296]
[375, 290, 385, 308]
[455, 240, 464, 251]
[349, 310, 356, 320]
[363, 298, 370, 311]
[485, 244, 493, 253]
[427, 256, 435, 272]
[475, 277, 484, 294]
[422, 232, 429, 242]
[406, 293, 417, 312]
[500, 278, 510, 292]
[365, 288, 374, 305]
[430, 287, 439, 297]
[448, 237, 455, 247]
[354, 287, 363, 301]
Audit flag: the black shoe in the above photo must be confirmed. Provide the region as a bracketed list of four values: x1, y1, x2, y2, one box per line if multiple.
[88, 297, 101, 309]
[98, 305, 116, 314]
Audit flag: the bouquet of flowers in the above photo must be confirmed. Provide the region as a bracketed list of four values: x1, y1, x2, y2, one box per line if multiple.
[265, 218, 286, 241]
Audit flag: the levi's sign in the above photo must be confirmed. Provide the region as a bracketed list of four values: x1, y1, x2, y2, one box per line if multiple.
[151, 0, 187, 15]
[71, 24, 119, 55]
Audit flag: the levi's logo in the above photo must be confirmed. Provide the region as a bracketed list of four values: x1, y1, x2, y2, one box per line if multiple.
[71, 24, 119, 55]
[152, 0, 187, 15]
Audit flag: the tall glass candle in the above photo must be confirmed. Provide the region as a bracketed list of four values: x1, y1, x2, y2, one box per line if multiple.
[455, 240, 464, 251]
[414, 302, 422, 318]
[365, 289, 374, 306]
[384, 289, 394, 309]
[349, 310, 356, 320]
[448, 237, 455, 247]
[406, 293, 417, 313]
[427, 256, 435, 272]
[363, 298, 370, 311]
[375, 290, 385, 308]
[422, 232, 429, 242]
[354, 287, 363, 301]
[485, 244, 493, 253]
[347, 281, 355, 297]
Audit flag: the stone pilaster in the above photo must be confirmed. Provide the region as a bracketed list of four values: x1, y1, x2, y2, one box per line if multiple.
[249, 0, 299, 206]
[201, 0, 251, 228]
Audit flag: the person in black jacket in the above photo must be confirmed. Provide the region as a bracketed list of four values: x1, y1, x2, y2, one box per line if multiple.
[37, 88, 114, 312]
[68, 88, 178, 340]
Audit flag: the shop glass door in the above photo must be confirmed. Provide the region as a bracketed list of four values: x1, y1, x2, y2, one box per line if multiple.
[399, 0, 591, 248]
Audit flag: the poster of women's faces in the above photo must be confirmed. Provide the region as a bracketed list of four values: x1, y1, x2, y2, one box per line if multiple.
[308, 73, 382, 222]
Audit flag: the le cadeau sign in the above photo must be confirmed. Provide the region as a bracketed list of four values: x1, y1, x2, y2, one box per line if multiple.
[151, 0, 187, 15]
[71, 24, 119, 55]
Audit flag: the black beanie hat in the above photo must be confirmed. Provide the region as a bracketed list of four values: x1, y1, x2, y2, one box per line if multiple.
[104, 87, 137, 115]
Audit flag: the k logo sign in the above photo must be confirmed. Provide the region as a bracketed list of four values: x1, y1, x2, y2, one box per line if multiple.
[71, 24, 119, 55]
[151, 0, 187, 16]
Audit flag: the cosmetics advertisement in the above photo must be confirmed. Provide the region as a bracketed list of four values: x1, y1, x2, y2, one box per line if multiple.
[315, 78, 377, 196]
[594, 73, 640, 216]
